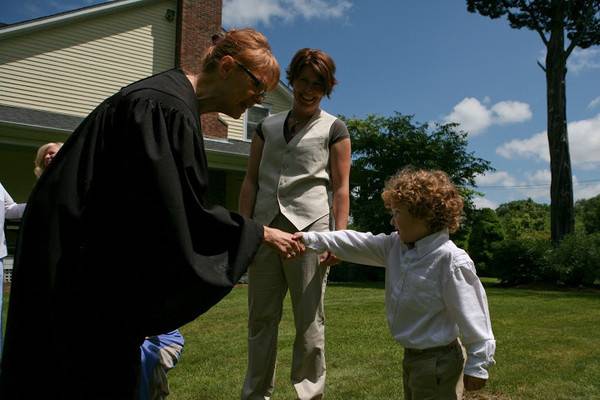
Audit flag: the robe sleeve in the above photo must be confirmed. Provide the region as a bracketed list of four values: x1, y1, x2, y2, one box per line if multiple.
[109, 95, 264, 334]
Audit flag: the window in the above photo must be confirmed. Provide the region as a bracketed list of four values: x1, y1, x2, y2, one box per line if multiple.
[245, 105, 270, 140]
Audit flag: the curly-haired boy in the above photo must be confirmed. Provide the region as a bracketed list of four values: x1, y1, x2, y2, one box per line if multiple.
[294, 168, 495, 400]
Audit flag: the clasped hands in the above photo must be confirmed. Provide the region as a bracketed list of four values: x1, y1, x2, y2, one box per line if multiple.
[263, 228, 340, 266]
[263, 226, 305, 259]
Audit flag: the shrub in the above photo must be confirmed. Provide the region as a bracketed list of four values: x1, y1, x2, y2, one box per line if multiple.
[489, 238, 553, 285]
[549, 232, 600, 286]
[575, 195, 600, 234]
[468, 208, 504, 276]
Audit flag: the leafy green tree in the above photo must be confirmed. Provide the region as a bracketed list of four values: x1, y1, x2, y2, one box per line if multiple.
[468, 208, 505, 276]
[466, 0, 600, 243]
[496, 198, 550, 239]
[575, 194, 600, 234]
[344, 113, 493, 235]
[550, 231, 600, 286]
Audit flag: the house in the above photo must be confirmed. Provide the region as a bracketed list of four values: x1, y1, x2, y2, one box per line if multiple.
[0, 0, 293, 280]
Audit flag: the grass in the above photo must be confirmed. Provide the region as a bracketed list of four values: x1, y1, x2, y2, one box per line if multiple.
[3, 281, 600, 399]
[168, 280, 600, 400]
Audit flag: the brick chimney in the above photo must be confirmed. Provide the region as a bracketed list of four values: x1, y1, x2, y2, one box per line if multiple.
[176, 0, 228, 139]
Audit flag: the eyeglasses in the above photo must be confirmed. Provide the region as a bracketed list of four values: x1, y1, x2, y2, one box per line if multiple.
[235, 60, 266, 102]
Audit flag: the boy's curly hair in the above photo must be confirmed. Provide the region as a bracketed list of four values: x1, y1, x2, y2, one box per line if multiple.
[381, 168, 464, 233]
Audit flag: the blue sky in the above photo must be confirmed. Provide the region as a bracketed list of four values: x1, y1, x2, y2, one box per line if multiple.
[2, 0, 599, 208]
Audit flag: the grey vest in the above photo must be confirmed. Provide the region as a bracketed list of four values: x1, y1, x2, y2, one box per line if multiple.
[253, 109, 337, 231]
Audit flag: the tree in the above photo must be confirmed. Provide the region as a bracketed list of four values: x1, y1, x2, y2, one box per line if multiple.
[344, 113, 493, 235]
[496, 198, 550, 239]
[575, 194, 600, 234]
[468, 208, 505, 276]
[466, 0, 600, 243]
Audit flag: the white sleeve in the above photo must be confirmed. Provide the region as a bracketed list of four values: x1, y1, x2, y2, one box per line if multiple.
[3, 189, 26, 220]
[443, 258, 496, 379]
[302, 230, 389, 267]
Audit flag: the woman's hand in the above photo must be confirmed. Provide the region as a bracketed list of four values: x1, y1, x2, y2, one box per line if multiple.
[464, 375, 487, 391]
[264, 226, 305, 258]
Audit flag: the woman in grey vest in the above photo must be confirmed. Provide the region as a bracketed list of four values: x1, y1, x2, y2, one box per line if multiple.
[240, 48, 351, 400]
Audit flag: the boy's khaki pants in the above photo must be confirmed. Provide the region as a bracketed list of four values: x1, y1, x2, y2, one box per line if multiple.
[242, 214, 329, 400]
[402, 340, 465, 400]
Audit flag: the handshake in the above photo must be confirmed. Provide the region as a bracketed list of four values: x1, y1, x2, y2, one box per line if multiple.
[263, 227, 339, 266]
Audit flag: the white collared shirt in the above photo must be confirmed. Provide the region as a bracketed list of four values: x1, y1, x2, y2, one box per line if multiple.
[302, 229, 496, 379]
[1, 183, 26, 259]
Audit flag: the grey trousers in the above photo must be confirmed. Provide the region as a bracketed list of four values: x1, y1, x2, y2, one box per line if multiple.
[402, 340, 465, 400]
[242, 213, 329, 400]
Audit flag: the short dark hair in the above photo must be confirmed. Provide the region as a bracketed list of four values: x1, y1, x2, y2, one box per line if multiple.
[286, 48, 337, 97]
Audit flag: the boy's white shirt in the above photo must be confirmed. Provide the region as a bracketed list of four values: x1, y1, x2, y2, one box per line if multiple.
[302, 229, 496, 379]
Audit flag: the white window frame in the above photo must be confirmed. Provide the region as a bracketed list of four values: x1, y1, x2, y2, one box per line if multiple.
[244, 103, 271, 141]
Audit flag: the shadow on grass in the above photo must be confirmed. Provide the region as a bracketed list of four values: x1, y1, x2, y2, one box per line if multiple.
[327, 277, 600, 300]
[464, 391, 512, 400]
[327, 281, 385, 290]
[482, 278, 600, 299]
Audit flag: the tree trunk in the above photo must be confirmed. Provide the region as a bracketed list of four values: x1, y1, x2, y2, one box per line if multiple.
[546, 0, 574, 244]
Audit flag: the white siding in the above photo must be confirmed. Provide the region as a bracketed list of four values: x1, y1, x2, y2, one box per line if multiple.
[221, 113, 245, 140]
[268, 87, 293, 114]
[0, 0, 176, 117]
[224, 86, 292, 141]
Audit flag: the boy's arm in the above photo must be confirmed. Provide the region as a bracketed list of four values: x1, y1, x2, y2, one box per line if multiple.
[298, 230, 390, 267]
[442, 258, 496, 381]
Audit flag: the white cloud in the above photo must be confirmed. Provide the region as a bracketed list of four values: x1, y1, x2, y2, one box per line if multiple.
[223, 0, 352, 27]
[444, 98, 491, 135]
[568, 47, 600, 74]
[575, 181, 600, 201]
[475, 170, 549, 203]
[496, 131, 548, 160]
[523, 169, 551, 200]
[526, 169, 551, 185]
[477, 169, 600, 205]
[496, 114, 600, 169]
[569, 115, 600, 169]
[473, 196, 498, 210]
[491, 101, 533, 124]
[475, 171, 518, 187]
[444, 97, 531, 135]
[588, 96, 600, 110]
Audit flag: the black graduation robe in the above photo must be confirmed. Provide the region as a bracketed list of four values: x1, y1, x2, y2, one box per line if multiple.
[0, 69, 263, 399]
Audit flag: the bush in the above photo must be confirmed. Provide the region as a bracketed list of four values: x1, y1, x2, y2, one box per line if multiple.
[489, 238, 553, 285]
[549, 232, 600, 286]
[468, 208, 504, 276]
[575, 195, 600, 234]
[328, 262, 385, 282]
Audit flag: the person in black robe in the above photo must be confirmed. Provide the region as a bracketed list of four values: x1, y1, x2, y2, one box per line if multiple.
[0, 28, 303, 399]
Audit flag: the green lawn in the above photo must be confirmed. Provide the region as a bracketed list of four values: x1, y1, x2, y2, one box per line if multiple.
[167, 281, 600, 400]
[3, 281, 600, 399]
